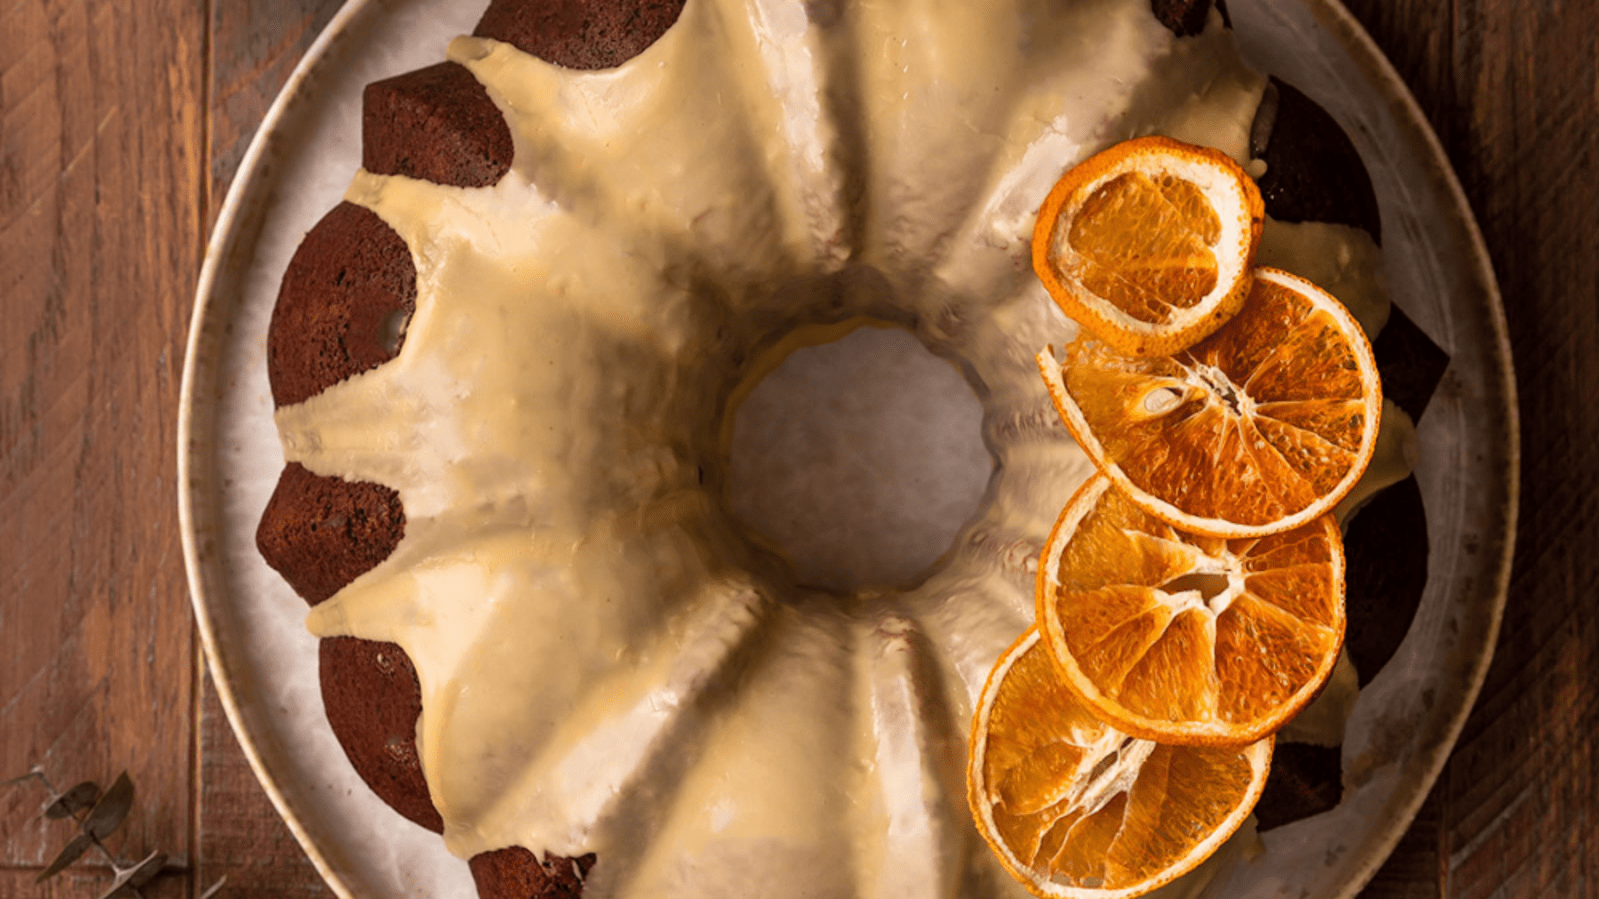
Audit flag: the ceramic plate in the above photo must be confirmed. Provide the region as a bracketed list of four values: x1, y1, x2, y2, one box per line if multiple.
[179, 1, 1517, 895]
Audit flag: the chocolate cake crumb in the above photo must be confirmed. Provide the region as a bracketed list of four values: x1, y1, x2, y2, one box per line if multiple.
[474, 0, 686, 70]
[1375, 305, 1451, 421]
[1150, 0, 1221, 37]
[470, 846, 598, 899]
[1255, 742, 1343, 831]
[266, 202, 416, 408]
[1250, 77, 1383, 243]
[1344, 475, 1429, 686]
[364, 61, 514, 188]
[320, 637, 443, 833]
[255, 462, 405, 605]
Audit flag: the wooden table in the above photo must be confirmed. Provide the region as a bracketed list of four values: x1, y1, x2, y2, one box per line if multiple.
[2, 1, 1593, 896]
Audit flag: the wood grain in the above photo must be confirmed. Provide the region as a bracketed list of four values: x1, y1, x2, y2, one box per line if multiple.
[207, 0, 345, 227]
[1, 0, 205, 894]
[1342, 1, 1599, 896]
[194, 676, 327, 898]
[0, 870, 184, 899]
[1, 0, 1594, 897]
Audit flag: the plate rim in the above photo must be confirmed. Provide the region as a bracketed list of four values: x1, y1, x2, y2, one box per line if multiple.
[178, 1, 374, 895]
[176, 1, 1520, 895]
[1288, 1, 1519, 894]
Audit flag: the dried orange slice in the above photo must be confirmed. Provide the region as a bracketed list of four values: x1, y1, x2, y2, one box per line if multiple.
[1039, 267, 1382, 538]
[968, 628, 1271, 898]
[1032, 135, 1264, 357]
[1036, 473, 1345, 746]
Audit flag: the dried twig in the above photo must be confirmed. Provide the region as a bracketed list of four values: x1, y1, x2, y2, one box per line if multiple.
[6, 766, 227, 898]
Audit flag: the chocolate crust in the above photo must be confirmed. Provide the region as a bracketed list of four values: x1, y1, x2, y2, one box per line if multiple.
[320, 637, 444, 833]
[255, 461, 600, 891]
[1149, 0, 1228, 37]
[319, 635, 602, 895]
[255, 462, 406, 605]
[1343, 475, 1429, 687]
[266, 76, 604, 888]
[1374, 305, 1451, 422]
[470, 846, 598, 899]
[473, 0, 686, 69]
[364, 61, 514, 188]
[254, 464, 440, 831]
[266, 201, 416, 408]
[473, 0, 1216, 58]
[1255, 742, 1342, 831]
[1250, 77, 1383, 242]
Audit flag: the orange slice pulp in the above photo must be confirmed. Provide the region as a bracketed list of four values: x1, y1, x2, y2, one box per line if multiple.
[1036, 472, 1346, 745]
[1032, 135, 1264, 358]
[1039, 266, 1382, 538]
[968, 628, 1272, 898]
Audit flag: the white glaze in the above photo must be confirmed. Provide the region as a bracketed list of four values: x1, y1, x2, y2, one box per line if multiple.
[271, 1, 1397, 895]
[1257, 216, 1390, 339]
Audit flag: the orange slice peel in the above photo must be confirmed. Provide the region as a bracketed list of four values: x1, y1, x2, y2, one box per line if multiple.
[967, 135, 1379, 890]
[1036, 472, 1346, 746]
[968, 628, 1272, 898]
[1039, 266, 1382, 539]
[1032, 135, 1264, 358]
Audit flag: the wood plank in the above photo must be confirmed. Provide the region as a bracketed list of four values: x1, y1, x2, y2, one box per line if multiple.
[1358, 786, 1444, 899]
[207, 0, 345, 225]
[1342, 0, 1599, 897]
[0, 867, 185, 899]
[194, 676, 327, 898]
[0, 0, 206, 892]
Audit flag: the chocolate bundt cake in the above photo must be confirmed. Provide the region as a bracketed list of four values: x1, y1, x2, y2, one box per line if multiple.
[256, 0, 1446, 895]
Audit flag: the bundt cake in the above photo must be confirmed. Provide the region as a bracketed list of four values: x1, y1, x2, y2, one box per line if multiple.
[255, 0, 1445, 895]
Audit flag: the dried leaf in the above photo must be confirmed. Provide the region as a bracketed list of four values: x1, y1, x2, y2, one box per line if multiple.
[45, 781, 102, 819]
[97, 850, 167, 899]
[83, 771, 134, 839]
[37, 831, 94, 881]
[200, 875, 228, 898]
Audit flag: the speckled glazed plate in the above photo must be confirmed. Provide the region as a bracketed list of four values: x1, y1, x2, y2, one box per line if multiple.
[179, 1, 1517, 896]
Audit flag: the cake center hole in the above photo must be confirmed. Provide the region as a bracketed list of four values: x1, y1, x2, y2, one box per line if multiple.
[728, 325, 993, 594]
